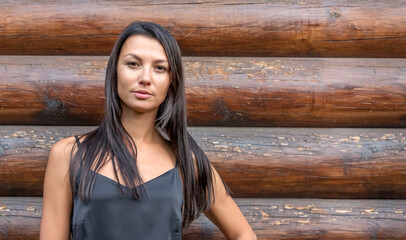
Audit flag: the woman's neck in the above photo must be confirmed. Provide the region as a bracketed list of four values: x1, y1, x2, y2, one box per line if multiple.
[120, 107, 160, 144]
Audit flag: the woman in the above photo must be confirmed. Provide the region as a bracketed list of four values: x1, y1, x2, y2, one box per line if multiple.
[40, 22, 256, 240]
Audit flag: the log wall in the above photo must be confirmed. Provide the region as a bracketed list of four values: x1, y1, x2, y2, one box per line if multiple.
[0, 0, 405, 239]
[1, 0, 405, 57]
[1, 197, 405, 240]
[1, 126, 406, 198]
[1, 56, 405, 127]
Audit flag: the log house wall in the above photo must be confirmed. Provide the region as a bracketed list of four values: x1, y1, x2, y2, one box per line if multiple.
[0, 1, 405, 239]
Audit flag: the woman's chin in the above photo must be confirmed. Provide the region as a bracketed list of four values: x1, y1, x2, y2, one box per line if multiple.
[120, 101, 161, 116]
[130, 106, 160, 115]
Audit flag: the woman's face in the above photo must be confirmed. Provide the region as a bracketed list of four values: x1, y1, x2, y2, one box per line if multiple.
[117, 35, 171, 115]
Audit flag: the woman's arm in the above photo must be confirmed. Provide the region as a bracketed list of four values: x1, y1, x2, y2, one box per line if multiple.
[204, 166, 257, 240]
[40, 137, 75, 240]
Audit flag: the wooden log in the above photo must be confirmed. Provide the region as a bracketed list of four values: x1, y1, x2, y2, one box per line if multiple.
[1, 56, 406, 127]
[1, 197, 405, 240]
[1, 126, 406, 198]
[1, 0, 406, 57]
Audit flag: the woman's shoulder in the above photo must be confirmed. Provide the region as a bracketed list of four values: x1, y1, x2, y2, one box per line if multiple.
[47, 136, 78, 171]
[51, 136, 77, 155]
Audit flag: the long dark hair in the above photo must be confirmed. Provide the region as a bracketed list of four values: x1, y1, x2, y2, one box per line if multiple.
[69, 22, 230, 227]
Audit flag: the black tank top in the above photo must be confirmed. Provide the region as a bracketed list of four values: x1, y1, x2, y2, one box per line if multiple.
[71, 136, 183, 240]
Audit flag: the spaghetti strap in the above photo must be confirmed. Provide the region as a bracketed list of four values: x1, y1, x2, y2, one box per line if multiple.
[74, 135, 84, 173]
[74, 135, 80, 146]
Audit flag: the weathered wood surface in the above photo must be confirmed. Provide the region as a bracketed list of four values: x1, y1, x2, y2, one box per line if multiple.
[1, 197, 405, 240]
[1, 126, 406, 198]
[1, 56, 405, 127]
[1, 0, 405, 57]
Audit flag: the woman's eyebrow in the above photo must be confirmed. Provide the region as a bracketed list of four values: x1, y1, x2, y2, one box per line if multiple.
[154, 59, 168, 64]
[123, 53, 168, 64]
[123, 53, 141, 60]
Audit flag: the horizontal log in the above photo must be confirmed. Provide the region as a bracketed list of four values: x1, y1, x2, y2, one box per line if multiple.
[1, 197, 405, 240]
[0, 1, 406, 57]
[1, 56, 406, 127]
[1, 126, 406, 198]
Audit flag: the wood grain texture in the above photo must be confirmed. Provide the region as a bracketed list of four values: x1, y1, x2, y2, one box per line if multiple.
[1, 0, 405, 57]
[1, 197, 405, 240]
[1, 56, 405, 127]
[1, 126, 405, 198]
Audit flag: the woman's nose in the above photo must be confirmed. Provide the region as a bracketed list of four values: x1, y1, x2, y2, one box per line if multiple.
[138, 67, 152, 86]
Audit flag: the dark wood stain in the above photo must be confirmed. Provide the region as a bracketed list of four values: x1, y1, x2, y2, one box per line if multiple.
[1, 1, 405, 239]
[1, 56, 405, 127]
[0, 1, 405, 57]
[1, 126, 406, 199]
[1, 197, 405, 240]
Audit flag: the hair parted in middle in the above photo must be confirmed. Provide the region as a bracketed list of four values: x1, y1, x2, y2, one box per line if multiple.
[69, 21, 231, 228]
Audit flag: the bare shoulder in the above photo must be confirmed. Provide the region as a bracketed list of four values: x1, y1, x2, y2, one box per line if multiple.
[50, 136, 77, 158]
[47, 136, 77, 175]
[41, 137, 76, 239]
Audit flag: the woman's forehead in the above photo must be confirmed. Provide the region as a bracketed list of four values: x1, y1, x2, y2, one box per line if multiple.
[120, 35, 168, 62]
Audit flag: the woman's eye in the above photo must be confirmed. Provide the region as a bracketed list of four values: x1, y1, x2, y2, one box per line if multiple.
[127, 61, 139, 67]
[156, 66, 167, 72]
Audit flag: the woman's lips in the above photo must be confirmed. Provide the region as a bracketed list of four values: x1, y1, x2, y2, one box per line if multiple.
[132, 90, 152, 99]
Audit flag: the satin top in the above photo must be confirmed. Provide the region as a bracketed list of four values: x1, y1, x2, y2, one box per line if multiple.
[70, 138, 183, 240]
